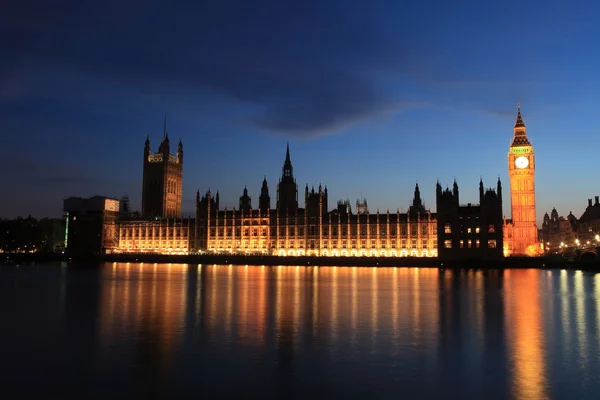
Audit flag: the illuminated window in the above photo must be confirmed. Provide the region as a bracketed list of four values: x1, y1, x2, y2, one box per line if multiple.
[444, 240, 452, 248]
[476, 240, 480, 248]
[475, 227, 480, 234]
[468, 240, 472, 248]
[467, 228, 472, 234]
[445, 223, 451, 234]
[488, 239, 497, 248]
[488, 224, 495, 233]
[460, 240, 464, 248]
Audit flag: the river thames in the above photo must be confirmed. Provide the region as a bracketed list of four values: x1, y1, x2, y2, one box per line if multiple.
[1, 263, 599, 399]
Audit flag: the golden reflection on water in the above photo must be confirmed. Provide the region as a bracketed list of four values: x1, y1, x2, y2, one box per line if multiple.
[93, 263, 600, 397]
[574, 271, 587, 368]
[100, 263, 188, 366]
[504, 269, 548, 400]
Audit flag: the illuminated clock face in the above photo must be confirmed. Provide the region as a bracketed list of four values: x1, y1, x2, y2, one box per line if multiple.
[515, 156, 529, 169]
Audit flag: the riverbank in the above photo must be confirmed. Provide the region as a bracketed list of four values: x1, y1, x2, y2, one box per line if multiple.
[2, 251, 600, 270]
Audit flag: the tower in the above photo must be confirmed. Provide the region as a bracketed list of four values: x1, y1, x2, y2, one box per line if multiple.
[507, 105, 537, 255]
[239, 186, 251, 212]
[276, 143, 298, 214]
[259, 176, 270, 212]
[141, 115, 183, 218]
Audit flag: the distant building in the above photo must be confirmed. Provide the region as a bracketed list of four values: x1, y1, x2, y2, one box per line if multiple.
[63, 196, 120, 256]
[577, 196, 600, 244]
[436, 179, 504, 260]
[356, 198, 368, 215]
[37, 218, 66, 252]
[541, 208, 577, 251]
[0, 217, 64, 253]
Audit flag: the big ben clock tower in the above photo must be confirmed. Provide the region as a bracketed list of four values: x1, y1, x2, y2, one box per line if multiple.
[507, 105, 538, 256]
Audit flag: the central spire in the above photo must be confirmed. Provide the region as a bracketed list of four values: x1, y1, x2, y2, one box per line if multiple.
[282, 142, 293, 179]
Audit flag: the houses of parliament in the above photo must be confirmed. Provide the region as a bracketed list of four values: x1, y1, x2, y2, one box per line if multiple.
[110, 106, 539, 258]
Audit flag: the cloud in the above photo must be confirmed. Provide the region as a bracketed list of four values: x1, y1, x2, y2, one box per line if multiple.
[1, 0, 416, 137]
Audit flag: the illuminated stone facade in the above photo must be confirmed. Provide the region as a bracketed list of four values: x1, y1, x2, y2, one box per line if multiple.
[142, 117, 183, 218]
[504, 106, 539, 256]
[112, 218, 195, 255]
[196, 146, 438, 257]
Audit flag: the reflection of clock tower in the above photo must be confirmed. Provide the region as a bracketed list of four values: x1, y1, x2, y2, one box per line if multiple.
[507, 105, 538, 256]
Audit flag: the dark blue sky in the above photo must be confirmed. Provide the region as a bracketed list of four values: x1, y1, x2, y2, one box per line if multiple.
[2, 0, 599, 222]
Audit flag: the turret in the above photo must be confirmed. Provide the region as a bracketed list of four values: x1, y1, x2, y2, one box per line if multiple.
[144, 135, 151, 160]
[453, 179, 459, 202]
[497, 177, 502, 200]
[413, 183, 422, 208]
[479, 178, 484, 203]
[239, 186, 251, 212]
[177, 139, 183, 163]
[259, 176, 270, 212]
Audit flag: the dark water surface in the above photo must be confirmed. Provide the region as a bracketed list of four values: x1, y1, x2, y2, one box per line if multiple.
[1, 263, 599, 399]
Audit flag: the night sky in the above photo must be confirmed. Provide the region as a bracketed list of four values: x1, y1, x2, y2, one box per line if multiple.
[2, 0, 599, 222]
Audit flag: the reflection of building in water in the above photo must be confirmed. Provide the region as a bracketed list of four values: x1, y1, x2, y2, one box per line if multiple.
[98, 263, 188, 394]
[436, 270, 510, 396]
[503, 269, 547, 399]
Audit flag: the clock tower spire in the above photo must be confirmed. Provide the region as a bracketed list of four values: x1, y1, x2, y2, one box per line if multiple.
[505, 104, 538, 256]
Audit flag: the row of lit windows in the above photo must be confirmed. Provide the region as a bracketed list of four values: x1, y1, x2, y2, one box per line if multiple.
[119, 240, 188, 248]
[121, 228, 189, 238]
[443, 239, 497, 249]
[209, 225, 437, 237]
[444, 224, 496, 234]
[208, 239, 437, 250]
